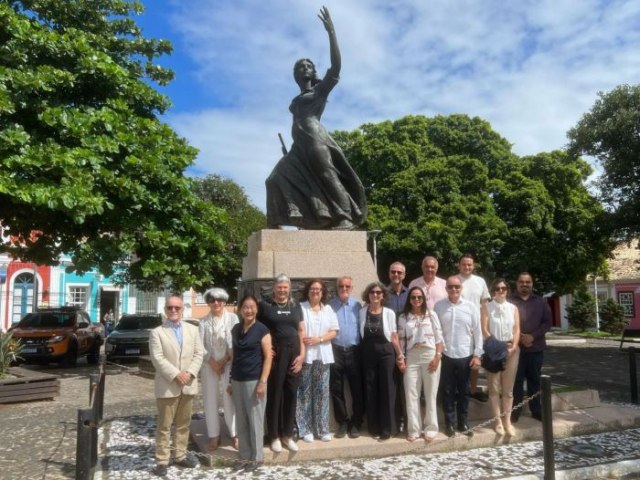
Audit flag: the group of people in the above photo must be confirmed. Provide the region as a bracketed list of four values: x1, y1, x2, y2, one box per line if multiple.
[147, 253, 552, 475]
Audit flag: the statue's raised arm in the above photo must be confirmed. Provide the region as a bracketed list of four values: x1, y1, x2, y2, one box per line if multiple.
[265, 7, 367, 230]
[319, 6, 341, 77]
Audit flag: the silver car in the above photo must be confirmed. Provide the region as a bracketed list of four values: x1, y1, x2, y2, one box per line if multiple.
[105, 314, 162, 361]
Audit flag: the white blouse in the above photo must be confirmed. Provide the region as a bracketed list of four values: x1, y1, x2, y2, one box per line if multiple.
[301, 302, 339, 365]
[487, 300, 517, 342]
[398, 310, 444, 352]
[199, 311, 239, 361]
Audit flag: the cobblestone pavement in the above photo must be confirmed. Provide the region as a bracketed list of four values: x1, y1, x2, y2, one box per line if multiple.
[0, 338, 638, 480]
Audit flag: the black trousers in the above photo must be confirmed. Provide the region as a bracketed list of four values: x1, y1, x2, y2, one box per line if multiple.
[266, 339, 301, 440]
[330, 345, 364, 428]
[441, 355, 471, 427]
[513, 350, 544, 417]
[361, 337, 397, 437]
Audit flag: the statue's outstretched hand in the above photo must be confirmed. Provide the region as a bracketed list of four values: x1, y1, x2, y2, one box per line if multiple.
[318, 6, 334, 33]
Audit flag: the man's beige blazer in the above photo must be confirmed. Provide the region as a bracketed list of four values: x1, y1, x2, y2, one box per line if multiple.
[149, 320, 204, 398]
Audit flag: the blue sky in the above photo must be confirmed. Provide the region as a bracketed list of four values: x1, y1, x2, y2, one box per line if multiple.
[135, 0, 640, 210]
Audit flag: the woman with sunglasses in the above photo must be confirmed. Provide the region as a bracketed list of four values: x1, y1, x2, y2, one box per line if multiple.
[359, 281, 404, 440]
[199, 287, 239, 450]
[296, 279, 339, 443]
[398, 287, 444, 442]
[483, 278, 520, 436]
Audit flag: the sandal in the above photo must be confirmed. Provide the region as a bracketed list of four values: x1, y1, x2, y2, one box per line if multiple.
[423, 434, 436, 442]
[407, 435, 419, 442]
[232, 436, 239, 450]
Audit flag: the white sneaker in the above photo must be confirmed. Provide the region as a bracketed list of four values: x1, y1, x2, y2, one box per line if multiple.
[302, 433, 314, 443]
[284, 438, 299, 452]
[271, 439, 282, 452]
[320, 434, 332, 442]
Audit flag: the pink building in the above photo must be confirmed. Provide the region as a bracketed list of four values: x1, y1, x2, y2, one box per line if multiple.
[592, 240, 640, 329]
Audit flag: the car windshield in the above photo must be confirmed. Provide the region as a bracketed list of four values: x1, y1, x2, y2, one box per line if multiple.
[18, 312, 75, 328]
[115, 316, 162, 331]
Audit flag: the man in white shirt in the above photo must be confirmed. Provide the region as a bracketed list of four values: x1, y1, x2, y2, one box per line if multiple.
[434, 276, 482, 437]
[457, 253, 491, 403]
[408, 256, 447, 310]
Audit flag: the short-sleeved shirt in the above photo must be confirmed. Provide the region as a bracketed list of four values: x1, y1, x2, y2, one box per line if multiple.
[300, 302, 339, 364]
[458, 273, 491, 306]
[258, 299, 302, 342]
[385, 285, 409, 317]
[230, 321, 270, 382]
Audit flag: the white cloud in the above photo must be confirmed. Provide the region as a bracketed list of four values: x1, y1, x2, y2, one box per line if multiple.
[162, 0, 640, 211]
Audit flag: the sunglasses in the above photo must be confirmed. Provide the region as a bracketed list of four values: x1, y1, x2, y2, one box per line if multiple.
[390, 270, 405, 275]
[445, 285, 461, 290]
[410, 295, 424, 301]
[369, 290, 384, 296]
[493, 286, 507, 293]
[338, 284, 352, 289]
[165, 306, 182, 311]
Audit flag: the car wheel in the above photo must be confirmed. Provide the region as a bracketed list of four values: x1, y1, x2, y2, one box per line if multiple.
[87, 340, 101, 365]
[61, 342, 78, 368]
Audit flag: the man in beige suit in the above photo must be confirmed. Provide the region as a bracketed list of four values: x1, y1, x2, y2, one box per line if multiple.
[149, 295, 204, 476]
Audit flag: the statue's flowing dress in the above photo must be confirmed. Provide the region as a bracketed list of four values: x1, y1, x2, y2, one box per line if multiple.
[266, 71, 367, 229]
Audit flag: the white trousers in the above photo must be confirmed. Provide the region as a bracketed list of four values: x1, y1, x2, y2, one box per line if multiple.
[404, 347, 441, 437]
[201, 362, 236, 437]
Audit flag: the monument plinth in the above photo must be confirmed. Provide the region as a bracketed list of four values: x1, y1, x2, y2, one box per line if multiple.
[240, 229, 378, 299]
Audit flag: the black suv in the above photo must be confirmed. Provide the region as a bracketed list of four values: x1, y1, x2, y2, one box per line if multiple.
[10, 306, 105, 367]
[105, 314, 163, 361]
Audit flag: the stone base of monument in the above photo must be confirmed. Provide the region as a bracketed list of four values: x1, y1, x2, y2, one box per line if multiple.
[239, 229, 379, 300]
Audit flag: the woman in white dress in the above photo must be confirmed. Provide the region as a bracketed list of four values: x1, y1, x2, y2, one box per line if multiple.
[482, 278, 520, 436]
[199, 287, 239, 450]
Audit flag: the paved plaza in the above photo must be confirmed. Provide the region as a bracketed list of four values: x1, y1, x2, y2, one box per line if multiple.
[0, 336, 639, 479]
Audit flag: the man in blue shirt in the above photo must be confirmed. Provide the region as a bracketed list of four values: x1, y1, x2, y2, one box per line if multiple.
[329, 275, 363, 439]
[385, 261, 409, 434]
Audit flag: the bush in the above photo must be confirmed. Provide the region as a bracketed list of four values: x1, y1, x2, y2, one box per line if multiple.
[0, 332, 23, 378]
[566, 287, 596, 331]
[599, 298, 628, 335]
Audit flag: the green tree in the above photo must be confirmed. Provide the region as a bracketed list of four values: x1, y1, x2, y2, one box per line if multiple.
[0, 1, 229, 290]
[191, 175, 266, 298]
[568, 84, 640, 239]
[599, 298, 627, 335]
[334, 114, 611, 292]
[566, 286, 596, 331]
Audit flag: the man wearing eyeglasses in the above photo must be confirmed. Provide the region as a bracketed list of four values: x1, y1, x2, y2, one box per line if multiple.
[329, 276, 364, 439]
[385, 262, 408, 434]
[408, 256, 447, 310]
[457, 253, 491, 403]
[434, 276, 482, 437]
[386, 262, 408, 316]
[149, 295, 204, 477]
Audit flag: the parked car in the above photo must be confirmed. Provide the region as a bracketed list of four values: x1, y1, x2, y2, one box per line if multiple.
[9, 306, 104, 367]
[105, 314, 163, 361]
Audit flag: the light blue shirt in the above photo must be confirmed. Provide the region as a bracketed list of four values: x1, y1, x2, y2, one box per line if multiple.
[169, 321, 183, 348]
[329, 296, 362, 347]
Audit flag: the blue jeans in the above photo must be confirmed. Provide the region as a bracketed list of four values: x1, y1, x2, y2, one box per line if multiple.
[513, 350, 544, 417]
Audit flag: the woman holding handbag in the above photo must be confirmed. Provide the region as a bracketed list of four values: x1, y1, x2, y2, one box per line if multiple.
[482, 278, 520, 436]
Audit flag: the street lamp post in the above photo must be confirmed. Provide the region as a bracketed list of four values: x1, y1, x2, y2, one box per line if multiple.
[367, 230, 382, 271]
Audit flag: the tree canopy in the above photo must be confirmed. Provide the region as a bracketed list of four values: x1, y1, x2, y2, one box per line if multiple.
[334, 114, 612, 293]
[191, 175, 266, 298]
[0, 0, 229, 290]
[567, 84, 640, 240]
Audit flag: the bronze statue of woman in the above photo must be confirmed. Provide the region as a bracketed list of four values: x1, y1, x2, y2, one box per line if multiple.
[266, 6, 367, 230]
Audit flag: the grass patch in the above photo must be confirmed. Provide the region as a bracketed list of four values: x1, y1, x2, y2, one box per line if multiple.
[551, 329, 617, 338]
